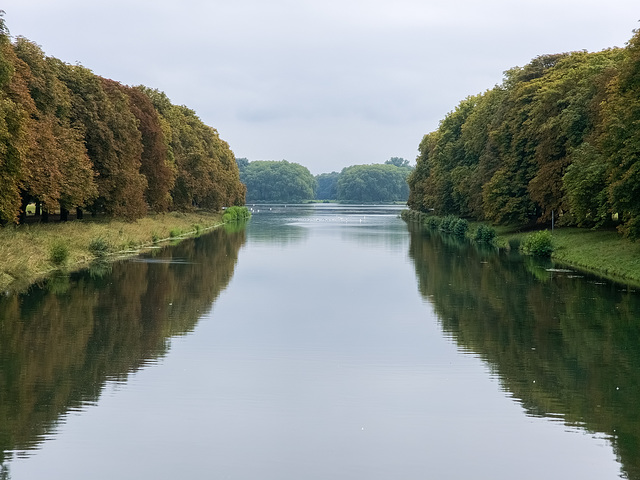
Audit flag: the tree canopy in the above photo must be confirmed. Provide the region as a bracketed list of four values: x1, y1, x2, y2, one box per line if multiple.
[240, 160, 316, 203]
[337, 163, 412, 202]
[315, 171, 340, 200]
[408, 30, 640, 238]
[0, 16, 244, 224]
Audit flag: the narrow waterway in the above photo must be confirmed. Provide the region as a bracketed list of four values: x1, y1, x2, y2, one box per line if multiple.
[1, 204, 638, 479]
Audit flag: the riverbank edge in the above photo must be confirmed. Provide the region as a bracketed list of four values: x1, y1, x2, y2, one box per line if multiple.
[402, 209, 640, 288]
[0, 211, 226, 293]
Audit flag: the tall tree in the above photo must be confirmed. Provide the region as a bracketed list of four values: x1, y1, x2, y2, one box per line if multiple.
[122, 85, 175, 212]
[599, 30, 640, 239]
[141, 88, 245, 210]
[57, 64, 147, 219]
[0, 27, 31, 222]
[13, 37, 97, 218]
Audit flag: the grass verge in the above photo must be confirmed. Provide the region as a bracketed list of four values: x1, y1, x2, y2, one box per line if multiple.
[0, 211, 224, 292]
[404, 210, 640, 286]
[522, 227, 640, 285]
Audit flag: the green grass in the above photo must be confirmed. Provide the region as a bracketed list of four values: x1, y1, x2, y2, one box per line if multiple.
[548, 228, 640, 284]
[0, 211, 224, 292]
[475, 223, 640, 285]
[405, 210, 640, 286]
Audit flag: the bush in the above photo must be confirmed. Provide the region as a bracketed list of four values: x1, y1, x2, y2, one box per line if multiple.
[223, 206, 251, 222]
[88, 237, 111, 257]
[452, 218, 469, 238]
[50, 241, 70, 265]
[520, 230, 554, 257]
[169, 228, 182, 238]
[439, 215, 458, 233]
[474, 224, 496, 243]
[424, 215, 441, 230]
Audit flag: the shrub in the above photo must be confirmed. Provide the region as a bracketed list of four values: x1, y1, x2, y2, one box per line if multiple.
[89, 237, 111, 257]
[520, 230, 554, 257]
[223, 206, 251, 222]
[423, 215, 442, 230]
[424, 215, 441, 230]
[440, 215, 458, 233]
[452, 218, 469, 238]
[50, 241, 70, 265]
[474, 224, 496, 243]
[169, 228, 182, 238]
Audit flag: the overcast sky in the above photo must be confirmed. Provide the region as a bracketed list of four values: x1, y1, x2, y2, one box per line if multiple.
[2, 1, 639, 174]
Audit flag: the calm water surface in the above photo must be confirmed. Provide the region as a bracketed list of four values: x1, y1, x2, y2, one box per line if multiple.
[1, 204, 639, 479]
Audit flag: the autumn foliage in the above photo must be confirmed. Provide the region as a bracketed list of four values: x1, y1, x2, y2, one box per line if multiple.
[408, 29, 640, 239]
[0, 16, 245, 224]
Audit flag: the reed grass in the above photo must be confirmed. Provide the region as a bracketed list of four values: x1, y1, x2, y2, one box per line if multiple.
[0, 211, 223, 292]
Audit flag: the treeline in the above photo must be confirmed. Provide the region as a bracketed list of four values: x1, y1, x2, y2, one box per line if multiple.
[329, 157, 412, 203]
[0, 16, 245, 224]
[408, 29, 640, 238]
[237, 159, 317, 203]
[236, 157, 412, 203]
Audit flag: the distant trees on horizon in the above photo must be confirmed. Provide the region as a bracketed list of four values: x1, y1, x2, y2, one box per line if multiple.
[238, 159, 317, 203]
[236, 157, 412, 203]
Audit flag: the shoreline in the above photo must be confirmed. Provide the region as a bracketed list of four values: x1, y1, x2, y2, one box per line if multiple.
[498, 226, 640, 288]
[402, 210, 640, 288]
[0, 211, 225, 293]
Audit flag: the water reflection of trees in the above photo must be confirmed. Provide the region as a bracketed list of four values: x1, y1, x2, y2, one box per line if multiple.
[0, 227, 245, 465]
[407, 227, 640, 480]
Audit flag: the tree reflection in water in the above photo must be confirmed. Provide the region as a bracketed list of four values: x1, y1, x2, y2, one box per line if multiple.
[407, 226, 640, 480]
[0, 227, 246, 466]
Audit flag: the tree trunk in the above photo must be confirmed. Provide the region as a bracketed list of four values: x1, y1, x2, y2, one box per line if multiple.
[60, 204, 69, 222]
[76, 207, 84, 220]
[18, 196, 29, 224]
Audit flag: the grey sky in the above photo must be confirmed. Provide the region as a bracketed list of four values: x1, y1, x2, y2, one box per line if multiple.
[2, 1, 638, 174]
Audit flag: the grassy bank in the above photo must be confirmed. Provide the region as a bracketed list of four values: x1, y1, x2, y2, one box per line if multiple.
[0, 211, 224, 292]
[402, 210, 640, 287]
[495, 226, 640, 286]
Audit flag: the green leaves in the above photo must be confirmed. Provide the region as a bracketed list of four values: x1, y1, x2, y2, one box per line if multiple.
[241, 160, 316, 203]
[337, 163, 410, 203]
[0, 21, 245, 224]
[408, 33, 640, 238]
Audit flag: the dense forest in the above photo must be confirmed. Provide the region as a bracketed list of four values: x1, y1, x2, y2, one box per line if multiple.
[237, 157, 412, 203]
[0, 16, 245, 224]
[407, 29, 640, 239]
